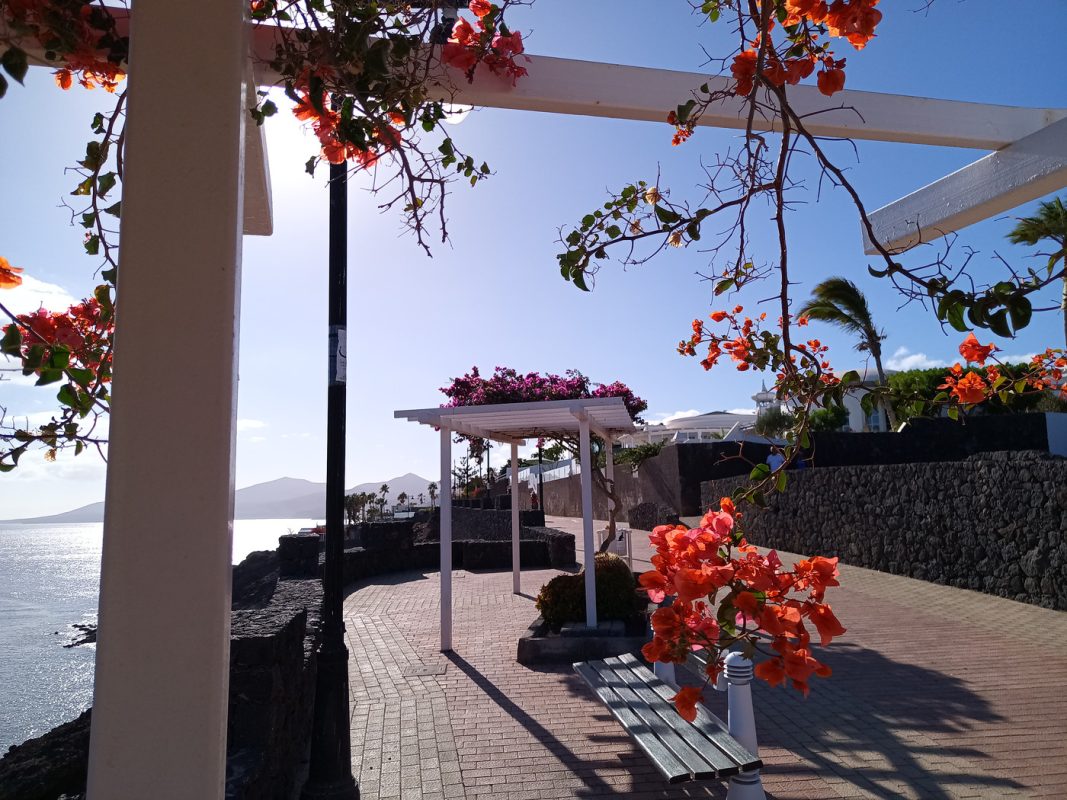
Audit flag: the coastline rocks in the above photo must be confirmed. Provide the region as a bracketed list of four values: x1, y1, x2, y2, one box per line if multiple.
[0, 710, 90, 800]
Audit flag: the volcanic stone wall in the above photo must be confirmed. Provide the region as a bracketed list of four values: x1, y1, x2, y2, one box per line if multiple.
[701, 450, 1067, 610]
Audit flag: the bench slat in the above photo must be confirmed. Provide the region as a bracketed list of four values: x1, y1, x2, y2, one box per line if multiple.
[587, 659, 720, 780]
[573, 661, 693, 783]
[616, 653, 763, 771]
[603, 656, 741, 777]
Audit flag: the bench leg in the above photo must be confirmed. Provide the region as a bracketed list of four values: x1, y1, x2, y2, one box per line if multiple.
[725, 652, 766, 800]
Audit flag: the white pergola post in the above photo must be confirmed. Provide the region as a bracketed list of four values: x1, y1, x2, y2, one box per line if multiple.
[85, 1, 246, 798]
[439, 425, 453, 652]
[605, 436, 615, 527]
[510, 442, 521, 595]
[577, 414, 597, 628]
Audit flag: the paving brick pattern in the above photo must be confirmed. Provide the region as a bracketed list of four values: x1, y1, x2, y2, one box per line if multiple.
[342, 516, 1067, 799]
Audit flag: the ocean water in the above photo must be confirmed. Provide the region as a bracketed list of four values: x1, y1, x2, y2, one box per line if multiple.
[0, 518, 317, 753]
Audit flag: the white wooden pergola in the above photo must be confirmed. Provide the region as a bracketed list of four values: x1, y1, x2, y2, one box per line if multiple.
[395, 397, 636, 650]
[9, 3, 1067, 797]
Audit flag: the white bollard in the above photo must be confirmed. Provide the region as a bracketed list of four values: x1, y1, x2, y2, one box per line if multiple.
[725, 652, 766, 800]
[653, 660, 677, 688]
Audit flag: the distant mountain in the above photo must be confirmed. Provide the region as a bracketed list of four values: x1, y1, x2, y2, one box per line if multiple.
[1, 473, 435, 524]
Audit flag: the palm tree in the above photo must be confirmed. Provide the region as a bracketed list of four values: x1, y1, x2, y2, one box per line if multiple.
[798, 276, 897, 430]
[1008, 197, 1067, 348]
[427, 481, 438, 509]
[379, 483, 390, 504]
[397, 491, 408, 509]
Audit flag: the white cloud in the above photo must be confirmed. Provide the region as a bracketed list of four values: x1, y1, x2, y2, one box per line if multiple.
[1, 274, 78, 316]
[647, 409, 702, 425]
[995, 352, 1038, 366]
[886, 347, 947, 371]
[237, 418, 268, 432]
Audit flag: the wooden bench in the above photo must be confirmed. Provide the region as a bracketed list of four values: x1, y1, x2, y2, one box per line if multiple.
[574, 651, 766, 799]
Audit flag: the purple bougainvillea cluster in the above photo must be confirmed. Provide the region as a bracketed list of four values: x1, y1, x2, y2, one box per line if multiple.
[440, 366, 646, 423]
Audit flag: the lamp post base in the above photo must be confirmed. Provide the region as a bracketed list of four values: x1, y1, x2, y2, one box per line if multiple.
[300, 778, 360, 800]
[301, 643, 359, 800]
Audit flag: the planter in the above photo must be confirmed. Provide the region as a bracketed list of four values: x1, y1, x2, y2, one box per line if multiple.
[516, 612, 652, 665]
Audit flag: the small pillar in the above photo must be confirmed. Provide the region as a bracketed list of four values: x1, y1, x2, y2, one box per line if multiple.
[725, 652, 765, 800]
[278, 533, 321, 578]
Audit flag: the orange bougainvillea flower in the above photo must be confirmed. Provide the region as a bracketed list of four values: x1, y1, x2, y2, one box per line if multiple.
[54, 69, 74, 90]
[754, 657, 786, 688]
[670, 685, 703, 722]
[710, 310, 729, 323]
[730, 49, 758, 96]
[958, 332, 997, 366]
[807, 603, 847, 645]
[0, 257, 24, 289]
[951, 371, 988, 405]
[817, 68, 845, 96]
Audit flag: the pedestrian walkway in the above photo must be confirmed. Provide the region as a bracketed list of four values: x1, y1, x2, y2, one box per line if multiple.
[342, 516, 1067, 799]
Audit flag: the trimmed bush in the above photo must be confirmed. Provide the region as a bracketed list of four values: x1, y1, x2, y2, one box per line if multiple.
[535, 553, 639, 628]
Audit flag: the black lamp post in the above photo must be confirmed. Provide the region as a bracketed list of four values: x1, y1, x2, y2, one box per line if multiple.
[302, 160, 359, 800]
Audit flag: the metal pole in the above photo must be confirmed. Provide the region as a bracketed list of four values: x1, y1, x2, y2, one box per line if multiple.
[302, 161, 358, 800]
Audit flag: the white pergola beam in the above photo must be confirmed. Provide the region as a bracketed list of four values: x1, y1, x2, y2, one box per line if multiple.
[246, 24, 1066, 151]
[864, 117, 1067, 254]
[86, 0, 246, 796]
[424, 52, 1065, 151]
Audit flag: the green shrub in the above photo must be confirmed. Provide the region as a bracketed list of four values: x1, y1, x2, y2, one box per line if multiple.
[535, 553, 638, 628]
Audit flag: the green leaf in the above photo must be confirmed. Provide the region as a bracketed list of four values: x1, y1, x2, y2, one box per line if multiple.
[0, 73, 7, 100]
[57, 384, 78, 408]
[654, 205, 681, 226]
[988, 309, 1012, 338]
[749, 463, 771, 481]
[1007, 295, 1032, 332]
[947, 405, 959, 421]
[81, 211, 97, 229]
[945, 302, 968, 332]
[1014, 379, 1028, 393]
[775, 470, 787, 493]
[751, 490, 768, 508]
[84, 235, 100, 256]
[36, 369, 64, 386]
[572, 270, 589, 292]
[97, 172, 117, 197]
[103, 201, 121, 218]
[1, 47, 28, 85]
[72, 177, 94, 196]
[0, 323, 21, 355]
[715, 278, 734, 296]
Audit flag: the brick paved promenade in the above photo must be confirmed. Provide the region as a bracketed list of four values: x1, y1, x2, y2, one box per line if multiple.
[342, 516, 1067, 799]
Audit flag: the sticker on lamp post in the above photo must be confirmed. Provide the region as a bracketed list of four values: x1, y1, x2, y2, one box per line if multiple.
[329, 325, 347, 386]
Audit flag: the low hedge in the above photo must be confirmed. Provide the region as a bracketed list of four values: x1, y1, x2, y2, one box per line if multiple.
[535, 553, 640, 629]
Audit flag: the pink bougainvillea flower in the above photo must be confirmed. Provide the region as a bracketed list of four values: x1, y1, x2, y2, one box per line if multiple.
[468, 0, 492, 18]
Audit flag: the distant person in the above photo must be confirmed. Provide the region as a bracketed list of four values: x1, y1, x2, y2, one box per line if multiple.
[530, 490, 539, 510]
[766, 450, 785, 471]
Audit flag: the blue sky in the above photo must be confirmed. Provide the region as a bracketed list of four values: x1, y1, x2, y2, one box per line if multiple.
[2, 0, 1066, 518]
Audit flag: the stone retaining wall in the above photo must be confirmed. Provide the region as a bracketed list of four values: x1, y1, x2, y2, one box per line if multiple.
[700, 451, 1067, 610]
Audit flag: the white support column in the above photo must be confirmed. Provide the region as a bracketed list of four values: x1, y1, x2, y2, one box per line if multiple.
[605, 437, 615, 533]
[510, 442, 521, 595]
[439, 426, 453, 652]
[578, 415, 597, 628]
[86, 2, 246, 798]
[725, 652, 765, 800]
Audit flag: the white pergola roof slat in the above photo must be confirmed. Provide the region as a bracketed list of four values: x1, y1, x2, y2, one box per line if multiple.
[395, 396, 637, 439]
